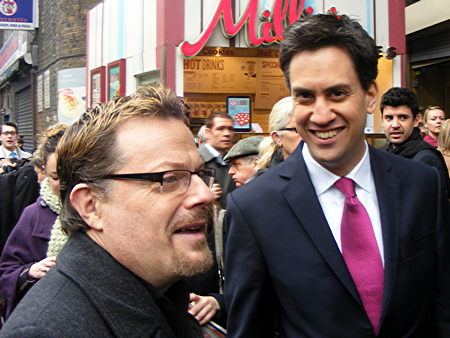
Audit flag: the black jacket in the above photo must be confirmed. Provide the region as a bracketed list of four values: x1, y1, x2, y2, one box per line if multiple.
[379, 128, 450, 198]
[1, 232, 203, 338]
[0, 160, 39, 253]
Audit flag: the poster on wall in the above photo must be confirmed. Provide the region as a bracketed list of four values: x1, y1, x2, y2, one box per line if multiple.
[90, 66, 105, 106]
[107, 59, 126, 100]
[227, 96, 251, 131]
[36, 73, 43, 112]
[57, 68, 86, 125]
[184, 57, 256, 93]
[254, 58, 290, 109]
[44, 69, 51, 109]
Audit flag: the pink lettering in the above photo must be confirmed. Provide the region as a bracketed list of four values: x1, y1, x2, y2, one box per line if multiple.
[179, 0, 312, 57]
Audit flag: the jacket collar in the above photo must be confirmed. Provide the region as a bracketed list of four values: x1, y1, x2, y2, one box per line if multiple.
[278, 144, 400, 325]
[57, 232, 201, 338]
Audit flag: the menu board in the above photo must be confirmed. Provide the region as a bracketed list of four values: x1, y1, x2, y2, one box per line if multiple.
[184, 57, 257, 93]
[254, 58, 290, 109]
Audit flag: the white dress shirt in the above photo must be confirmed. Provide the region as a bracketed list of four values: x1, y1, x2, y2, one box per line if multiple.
[204, 143, 226, 165]
[302, 142, 384, 265]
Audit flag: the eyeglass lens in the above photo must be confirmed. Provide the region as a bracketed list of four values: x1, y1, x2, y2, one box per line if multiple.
[161, 170, 213, 194]
[1, 131, 16, 136]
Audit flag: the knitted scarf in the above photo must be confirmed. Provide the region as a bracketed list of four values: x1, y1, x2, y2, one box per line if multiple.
[40, 178, 68, 257]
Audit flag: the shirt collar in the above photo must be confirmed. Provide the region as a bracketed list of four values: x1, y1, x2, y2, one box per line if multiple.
[303, 142, 372, 196]
[204, 143, 226, 165]
[1, 146, 17, 158]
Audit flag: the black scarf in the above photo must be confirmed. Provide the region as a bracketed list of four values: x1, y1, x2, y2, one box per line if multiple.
[383, 128, 437, 159]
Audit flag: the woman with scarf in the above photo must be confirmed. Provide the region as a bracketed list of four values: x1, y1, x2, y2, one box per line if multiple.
[0, 123, 68, 320]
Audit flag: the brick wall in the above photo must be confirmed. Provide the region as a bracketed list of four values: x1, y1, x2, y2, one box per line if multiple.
[34, 0, 101, 138]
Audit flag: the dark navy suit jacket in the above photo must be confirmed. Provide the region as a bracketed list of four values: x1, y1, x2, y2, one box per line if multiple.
[225, 144, 450, 337]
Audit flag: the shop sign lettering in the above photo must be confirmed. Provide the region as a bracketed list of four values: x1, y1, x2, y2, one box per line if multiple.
[179, 0, 337, 57]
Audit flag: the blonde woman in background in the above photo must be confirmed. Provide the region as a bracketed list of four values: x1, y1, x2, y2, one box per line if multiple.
[423, 106, 445, 147]
[255, 97, 302, 176]
[438, 119, 450, 178]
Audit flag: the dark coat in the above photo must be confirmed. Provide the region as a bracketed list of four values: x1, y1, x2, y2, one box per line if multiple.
[225, 145, 450, 337]
[1, 232, 204, 338]
[379, 128, 450, 198]
[0, 160, 39, 252]
[0, 197, 56, 318]
[185, 229, 226, 326]
[198, 144, 235, 208]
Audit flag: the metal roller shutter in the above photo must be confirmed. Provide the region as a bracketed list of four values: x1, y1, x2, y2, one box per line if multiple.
[409, 30, 450, 64]
[16, 86, 34, 154]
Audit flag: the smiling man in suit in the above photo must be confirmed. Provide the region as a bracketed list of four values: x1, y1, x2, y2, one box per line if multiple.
[224, 14, 450, 337]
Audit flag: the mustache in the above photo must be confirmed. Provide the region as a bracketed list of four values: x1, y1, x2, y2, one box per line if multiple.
[174, 203, 215, 234]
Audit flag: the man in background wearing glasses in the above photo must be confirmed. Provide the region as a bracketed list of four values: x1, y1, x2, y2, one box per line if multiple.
[1, 85, 215, 337]
[0, 122, 31, 173]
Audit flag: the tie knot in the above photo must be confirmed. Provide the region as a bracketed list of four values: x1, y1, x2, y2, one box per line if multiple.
[335, 177, 356, 198]
[9, 151, 17, 159]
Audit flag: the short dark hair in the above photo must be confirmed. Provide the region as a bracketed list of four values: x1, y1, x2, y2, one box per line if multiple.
[205, 111, 233, 129]
[0, 122, 18, 134]
[280, 14, 379, 91]
[380, 87, 420, 118]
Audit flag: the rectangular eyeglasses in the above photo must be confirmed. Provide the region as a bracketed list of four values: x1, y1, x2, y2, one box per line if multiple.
[104, 168, 216, 194]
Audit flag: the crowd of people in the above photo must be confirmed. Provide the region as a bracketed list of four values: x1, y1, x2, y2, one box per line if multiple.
[0, 13, 449, 338]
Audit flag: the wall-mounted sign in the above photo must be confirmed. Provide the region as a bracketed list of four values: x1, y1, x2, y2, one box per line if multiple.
[0, 31, 26, 76]
[36, 73, 43, 112]
[227, 96, 251, 131]
[184, 56, 256, 93]
[0, 0, 36, 30]
[44, 69, 51, 109]
[57, 68, 86, 125]
[254, 58, 290, 109]
[107, 59, 126, 100]
[90, 66, 105, 106]
[179, 0, 338, 57]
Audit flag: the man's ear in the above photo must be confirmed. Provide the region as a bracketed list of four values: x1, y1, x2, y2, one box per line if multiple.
[252, 156, 259, 168]
[366, 81, 379, 115]
[414, 113, 421, 128]
[70, 183, 103, 231]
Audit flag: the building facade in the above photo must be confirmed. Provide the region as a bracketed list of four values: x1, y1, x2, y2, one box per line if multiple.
[0, 0, 100, 152]
[86, 0, 406, 134]
[406, 0, 450, 115]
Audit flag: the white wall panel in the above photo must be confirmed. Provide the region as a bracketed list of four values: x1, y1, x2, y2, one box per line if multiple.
[185, 0, 203, 42]
[406, 0, 450, 34]
[89, 4, 104, 69]
[375, 0, 390, 51]
[203, 0, 232, 47]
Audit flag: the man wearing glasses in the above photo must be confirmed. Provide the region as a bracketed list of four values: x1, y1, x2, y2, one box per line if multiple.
[1, 85, 215, 337]
[0, 122, 31, 173]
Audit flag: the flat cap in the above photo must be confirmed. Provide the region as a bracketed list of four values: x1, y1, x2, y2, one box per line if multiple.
[224, 136, 264, 163]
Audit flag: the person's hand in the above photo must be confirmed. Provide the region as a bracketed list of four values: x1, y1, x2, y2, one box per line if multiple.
[211, 183, 223, 201]
[188, 293, 220, 325]
[28, 256, 57, 280]
[0, 158, 15, 168]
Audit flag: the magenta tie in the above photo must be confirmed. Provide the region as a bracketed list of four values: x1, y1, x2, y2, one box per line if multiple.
[335, 177, 384, 335]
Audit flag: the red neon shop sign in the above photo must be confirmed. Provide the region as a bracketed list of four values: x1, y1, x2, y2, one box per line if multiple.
[179, 0, 337, 57]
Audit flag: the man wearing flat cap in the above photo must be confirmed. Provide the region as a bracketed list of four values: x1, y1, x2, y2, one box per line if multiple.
[224, 136, 264, 187]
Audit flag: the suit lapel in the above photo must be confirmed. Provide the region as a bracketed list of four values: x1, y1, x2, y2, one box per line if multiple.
[278, 146, 360, 301]
[369, 147, 401, 323]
